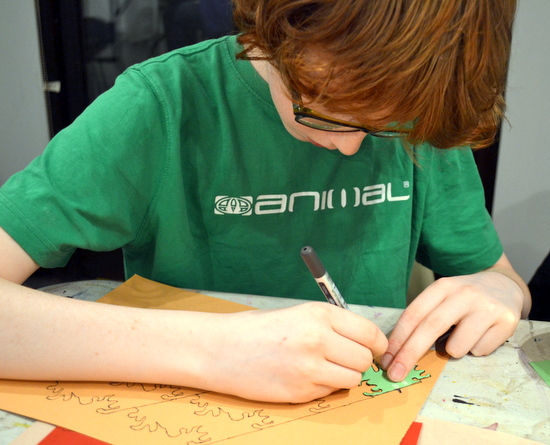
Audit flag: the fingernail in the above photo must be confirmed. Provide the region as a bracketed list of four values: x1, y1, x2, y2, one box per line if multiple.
[388, 362, 406, 382]
[379, 353, 393, 370]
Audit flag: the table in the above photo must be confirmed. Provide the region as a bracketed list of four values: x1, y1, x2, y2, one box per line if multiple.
[1, 280, 549, 444]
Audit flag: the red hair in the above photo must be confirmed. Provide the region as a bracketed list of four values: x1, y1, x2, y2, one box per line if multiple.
[233, 0, 517, 149]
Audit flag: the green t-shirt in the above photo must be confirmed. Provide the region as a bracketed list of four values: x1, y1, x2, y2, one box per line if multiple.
[0, 36, 502, 307]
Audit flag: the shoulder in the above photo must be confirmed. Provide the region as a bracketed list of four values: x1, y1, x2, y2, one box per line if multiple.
[124, 36, 240, 86]
[115, 36, 243, 112]
[412, 144, 478, 177]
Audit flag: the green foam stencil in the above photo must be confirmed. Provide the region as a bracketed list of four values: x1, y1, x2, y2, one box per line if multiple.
[530, 360, 550, 387]
[359, 364, 431, 397]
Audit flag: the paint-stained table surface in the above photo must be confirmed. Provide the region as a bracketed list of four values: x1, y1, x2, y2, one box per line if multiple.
[1, 280, 549, 444]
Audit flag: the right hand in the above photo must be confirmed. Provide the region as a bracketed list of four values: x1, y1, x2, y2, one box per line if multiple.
[195, 302, 388, 403]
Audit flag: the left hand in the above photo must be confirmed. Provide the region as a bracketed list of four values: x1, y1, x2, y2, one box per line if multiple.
[380, 254, 530, 382]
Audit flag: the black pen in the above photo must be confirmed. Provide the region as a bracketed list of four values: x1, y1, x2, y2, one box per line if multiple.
[300, 246, 350, 310]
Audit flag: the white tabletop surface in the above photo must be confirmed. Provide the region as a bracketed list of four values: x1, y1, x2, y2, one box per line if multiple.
[1, 280, 549, 444]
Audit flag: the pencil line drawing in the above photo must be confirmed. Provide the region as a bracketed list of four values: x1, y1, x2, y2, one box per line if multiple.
[43, 365, 431, 443]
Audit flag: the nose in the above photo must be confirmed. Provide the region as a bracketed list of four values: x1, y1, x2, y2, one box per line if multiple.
[331, 132, 368, 156]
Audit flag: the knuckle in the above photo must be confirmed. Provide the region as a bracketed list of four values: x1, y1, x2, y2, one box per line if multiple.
[399, 305, 423, 326]
[502, 320, 519, 339]
[356, 350, 374, 372]
[344, 371, 364, 389]
[387, 337, 404, 352]
[303, 301, 331, 318]
[476, 294, 503, 312]
[469, 347, 489, 357]
[396, 343, 423, 363]
[301, 330, 324, 350]
[289, 352, 321, 380]
[458, 281, 478, 293]
[502, 308, 519, 322]
[297, 359, 318, 380]
[445, 343, 467, 359]
[431, 276, 454, 291]
[363, 322, 388, 349]
[433, 277, 479, 301]
[422, 313, 450, 334]
[477, 299, 519, 326]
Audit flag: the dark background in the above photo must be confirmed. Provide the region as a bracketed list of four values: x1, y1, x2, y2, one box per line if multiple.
[27, 0, 234, 288]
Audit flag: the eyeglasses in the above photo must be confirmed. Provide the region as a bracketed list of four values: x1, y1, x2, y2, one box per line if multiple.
[292, 103, 408, 138]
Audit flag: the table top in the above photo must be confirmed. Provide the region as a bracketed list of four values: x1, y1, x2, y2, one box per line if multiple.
[1, 280, 549, 444]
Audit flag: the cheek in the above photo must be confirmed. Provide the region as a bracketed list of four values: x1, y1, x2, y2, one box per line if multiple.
[271, 96, 329, 146]
[266, 71, 332, 146]
[268, 80, 308, 140]
[271, 94, 325, 143]
[278, 114, 322, 144]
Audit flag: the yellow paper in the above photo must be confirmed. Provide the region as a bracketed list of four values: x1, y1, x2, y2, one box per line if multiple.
[0, 275, 448, 445]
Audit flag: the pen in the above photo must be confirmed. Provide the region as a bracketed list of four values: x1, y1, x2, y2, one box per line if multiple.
[300, 246, 350, 310]
[301, 246, 384, 368]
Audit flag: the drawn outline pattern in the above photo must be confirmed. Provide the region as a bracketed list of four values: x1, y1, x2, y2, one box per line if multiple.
[44, 365, 431, 443]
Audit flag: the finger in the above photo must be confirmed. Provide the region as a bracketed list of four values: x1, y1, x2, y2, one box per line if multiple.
[313, 360, 364, 391]
[444, 296, 519, 358]
[469, 322, 516, 357]
[324, 332, 374, 373]
[383, 281, 452, 357]
[444, 313, 495, 358]
[385, 301, 468, 381]
[380, 288, 454, 371]
[327, 305, 388, 359]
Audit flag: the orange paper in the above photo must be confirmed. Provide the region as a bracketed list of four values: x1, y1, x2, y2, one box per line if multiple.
[0, 275, 448, 445]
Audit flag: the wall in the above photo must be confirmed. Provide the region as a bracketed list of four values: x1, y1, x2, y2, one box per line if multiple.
[493, 0, 550, 282]
[0, 1, 50, 185]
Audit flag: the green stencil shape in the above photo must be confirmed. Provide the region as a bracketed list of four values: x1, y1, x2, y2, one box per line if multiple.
[530, 360, 550, 387]
[359, 364, 431, 397]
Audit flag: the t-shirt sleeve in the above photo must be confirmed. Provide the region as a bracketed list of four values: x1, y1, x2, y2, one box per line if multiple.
[0, 67, 170, 268]
[414, 147, 503, 276]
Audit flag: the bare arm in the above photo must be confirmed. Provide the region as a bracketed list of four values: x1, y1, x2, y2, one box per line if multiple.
[0, 227, 388, 403]
[0, 226, 40, 284]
